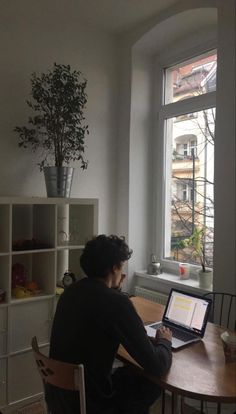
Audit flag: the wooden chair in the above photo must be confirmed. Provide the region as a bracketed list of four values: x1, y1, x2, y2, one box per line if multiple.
[180, 292, 236, 414]
[203, 292, 236, 330]
[199, 292, 236, 414]
[31, 337, 86, 414]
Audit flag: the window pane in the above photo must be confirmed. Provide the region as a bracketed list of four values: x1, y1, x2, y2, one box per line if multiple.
[164, 108, 215, 267]
[164, 52, 217, 104]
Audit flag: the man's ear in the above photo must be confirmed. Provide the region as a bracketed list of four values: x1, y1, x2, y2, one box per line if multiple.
[112, 263, 123, 274]
[111, 265, 118, 274]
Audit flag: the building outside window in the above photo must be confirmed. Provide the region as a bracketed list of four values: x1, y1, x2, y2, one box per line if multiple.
[159, 50, 216, 269]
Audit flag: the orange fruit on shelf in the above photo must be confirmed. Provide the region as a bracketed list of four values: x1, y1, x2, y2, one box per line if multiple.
[25, 281, 39, 291]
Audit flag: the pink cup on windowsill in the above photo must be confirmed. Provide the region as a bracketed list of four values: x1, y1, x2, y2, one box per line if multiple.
[179, 263, 190, 280]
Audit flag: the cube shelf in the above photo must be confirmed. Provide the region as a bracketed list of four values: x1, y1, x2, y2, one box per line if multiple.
[0, 197, 98, 410]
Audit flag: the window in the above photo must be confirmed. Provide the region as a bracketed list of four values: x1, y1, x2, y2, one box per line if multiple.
[183, 144, 188, 157]
[176, 180, 194, 202]
[182, 183, 187, 201]
[165, 51, 217, 104]
[158, 50, 216, 269]
[190, 140, 197, 157]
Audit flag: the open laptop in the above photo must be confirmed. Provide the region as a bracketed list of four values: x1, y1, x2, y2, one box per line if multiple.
[145, 288, 212, 350]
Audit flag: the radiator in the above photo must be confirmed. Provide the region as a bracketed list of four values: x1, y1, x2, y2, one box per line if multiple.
[134, 286, 168, 305]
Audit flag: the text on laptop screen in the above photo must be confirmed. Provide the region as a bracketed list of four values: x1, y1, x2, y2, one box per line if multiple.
[165, 291, 209, 333]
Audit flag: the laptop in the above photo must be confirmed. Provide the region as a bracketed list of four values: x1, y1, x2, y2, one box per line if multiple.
[145, 288, 212, 350]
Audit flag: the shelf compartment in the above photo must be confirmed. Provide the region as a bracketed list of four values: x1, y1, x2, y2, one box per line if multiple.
[57, 204, 95, 247]
[11, 251, 56, 299]
[12, 204, 56, 251]
[69, 204, 95, 245]
[9, 300, 54, 353]
[0, 255, 10, 304]
[0, 307, 7, 357]
[0, 205, 10, 253]
[8, 348, 48, 403]
[56, 248, 85, 284]
[0, 357, 7, 407]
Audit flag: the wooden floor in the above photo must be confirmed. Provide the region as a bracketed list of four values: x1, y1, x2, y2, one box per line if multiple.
[1, 401, 46, 414]
[150, 394, 236, 414]
[15, 402, 46, 414]
[2, 396, 236, 414]
[150, 395, 200, 414]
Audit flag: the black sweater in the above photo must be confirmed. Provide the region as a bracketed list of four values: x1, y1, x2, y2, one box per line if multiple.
[49, 278, 172, 409]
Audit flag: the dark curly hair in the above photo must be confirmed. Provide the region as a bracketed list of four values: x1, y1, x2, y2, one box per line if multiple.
[80, 235, 133, 279]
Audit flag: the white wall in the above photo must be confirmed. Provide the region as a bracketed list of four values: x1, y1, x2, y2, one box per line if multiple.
[127, 52, 154, 290]
[0, 0, 119, 234]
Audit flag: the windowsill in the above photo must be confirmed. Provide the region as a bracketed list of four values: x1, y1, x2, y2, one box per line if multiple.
[135, 270, 213, 294]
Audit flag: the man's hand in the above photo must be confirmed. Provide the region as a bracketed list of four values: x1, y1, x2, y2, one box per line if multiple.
[155, 326, 172, 343]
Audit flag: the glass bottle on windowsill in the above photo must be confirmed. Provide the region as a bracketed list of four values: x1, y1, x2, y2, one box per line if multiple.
[147, 254, 162, 275]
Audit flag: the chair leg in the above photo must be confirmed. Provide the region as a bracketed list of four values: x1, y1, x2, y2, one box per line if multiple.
[217, 402, 221, 414]
[161, 390, 165, 414]
[171, 393, 178, 414]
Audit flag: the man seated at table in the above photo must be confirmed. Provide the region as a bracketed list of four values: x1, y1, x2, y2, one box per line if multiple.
[46, 234, 172, 414]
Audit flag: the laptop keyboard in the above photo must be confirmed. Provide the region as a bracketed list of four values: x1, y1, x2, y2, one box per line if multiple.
[150, 323, 196, 342]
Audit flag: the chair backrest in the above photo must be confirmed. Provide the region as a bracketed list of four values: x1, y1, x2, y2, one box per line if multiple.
[31, 337, 86, 414]
[203, 292, 236, 330]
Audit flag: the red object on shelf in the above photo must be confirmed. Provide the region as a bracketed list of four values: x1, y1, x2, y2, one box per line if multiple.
[12, 263, 27, 288]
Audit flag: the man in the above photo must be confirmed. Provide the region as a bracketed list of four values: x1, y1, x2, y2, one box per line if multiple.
[46, 235, 172, 414]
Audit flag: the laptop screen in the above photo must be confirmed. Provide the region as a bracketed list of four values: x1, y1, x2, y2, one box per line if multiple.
[163, 289, 211, 336]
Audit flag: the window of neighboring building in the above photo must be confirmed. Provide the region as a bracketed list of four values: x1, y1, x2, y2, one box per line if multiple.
[159, 50, 216, 269]
[182, 183, 187, 201]
[183, 144, 188, 157]
[164, 51, 217, 104]
[190, 140, 197, 157]
[177, 180, 194, 202]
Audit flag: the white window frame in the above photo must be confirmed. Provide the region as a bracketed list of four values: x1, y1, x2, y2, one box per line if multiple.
[154, 46, 216, 275]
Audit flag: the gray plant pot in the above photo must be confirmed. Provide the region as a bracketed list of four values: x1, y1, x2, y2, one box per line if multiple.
[44, 167, 74, 198]
[198, 268, 213, 289]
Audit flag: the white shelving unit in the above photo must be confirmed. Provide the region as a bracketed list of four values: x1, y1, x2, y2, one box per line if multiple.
[0, 197, 98, 410]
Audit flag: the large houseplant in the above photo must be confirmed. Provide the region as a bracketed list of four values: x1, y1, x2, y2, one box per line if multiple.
[183, 227, 213, 289]
[14, 63, 89, 197]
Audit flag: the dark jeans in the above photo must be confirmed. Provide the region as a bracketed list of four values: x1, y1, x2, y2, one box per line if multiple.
[112, 366, 161, 414]
[45, 366, 161, 414]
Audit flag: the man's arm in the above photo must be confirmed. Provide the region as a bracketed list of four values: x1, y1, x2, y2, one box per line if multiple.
[112, 295, 172, 377]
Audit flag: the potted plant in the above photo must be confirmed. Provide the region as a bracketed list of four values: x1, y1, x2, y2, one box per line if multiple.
[14, 63, 89, 197]
[183, 227, 213, 289]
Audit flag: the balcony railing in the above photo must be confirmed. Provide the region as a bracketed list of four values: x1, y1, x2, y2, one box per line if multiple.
[172, 154, 199, 161]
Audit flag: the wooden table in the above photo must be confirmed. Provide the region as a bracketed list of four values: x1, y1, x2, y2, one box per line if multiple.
[117, 297, 236, 411]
